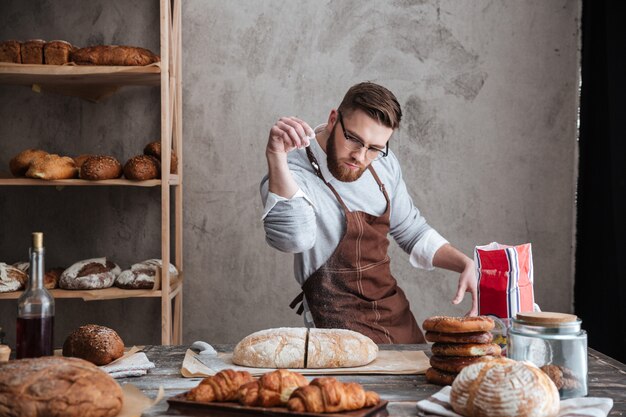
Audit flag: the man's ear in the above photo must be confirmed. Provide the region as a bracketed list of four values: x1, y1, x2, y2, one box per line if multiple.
[326, 109, 338, 132]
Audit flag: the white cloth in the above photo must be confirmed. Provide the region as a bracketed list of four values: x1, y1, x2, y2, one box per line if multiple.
[416, 386, 614, 417]
[100, 352, 155, 379]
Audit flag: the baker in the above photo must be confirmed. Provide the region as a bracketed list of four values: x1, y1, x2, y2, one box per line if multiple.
[260, 82, 477, 344]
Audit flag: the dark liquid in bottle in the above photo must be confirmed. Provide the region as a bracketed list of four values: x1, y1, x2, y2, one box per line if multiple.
[16, 316, 54, 358]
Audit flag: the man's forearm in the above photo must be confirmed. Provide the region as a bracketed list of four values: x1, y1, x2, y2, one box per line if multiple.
[432, 243, 473, 273]
[266, 152, 299, 198]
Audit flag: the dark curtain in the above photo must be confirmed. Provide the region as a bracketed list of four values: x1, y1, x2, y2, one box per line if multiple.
[576, 0, 626, 364]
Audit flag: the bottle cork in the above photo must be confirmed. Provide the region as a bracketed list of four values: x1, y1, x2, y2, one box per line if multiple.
[0, 345, 10, 362]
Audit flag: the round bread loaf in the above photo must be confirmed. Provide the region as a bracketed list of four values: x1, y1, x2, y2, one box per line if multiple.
[0, 263, 28, 293]
[115, 259, 179, 289]
[425, 367, 458, 386]
[25, 154, 77, 180]
[431, 342, 501, 357]
[124, 154, 160, 180]
[451, 357, 559, 417]
[143, 141, 178, 174]
[12, 261, 29, 273]
[74, 154, 95, 169]
[430, 355, 495, 374]
[425, 331, 493, 344]
[9, 149, 48, 177]
[59, 258, 121, 290]
[63, 324, 125, 366]
[80, 155, 122, 180]
[422, 316, 495, 333]
[0, 356, 123, 417]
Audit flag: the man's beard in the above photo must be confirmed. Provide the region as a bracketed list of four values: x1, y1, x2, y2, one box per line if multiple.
[326, 126, 367, 182]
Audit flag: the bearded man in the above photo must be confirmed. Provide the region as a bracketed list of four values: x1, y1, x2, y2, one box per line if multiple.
[260, 82, 477, 343]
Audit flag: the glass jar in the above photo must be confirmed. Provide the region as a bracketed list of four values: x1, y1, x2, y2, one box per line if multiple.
[508, 312, 587, 399]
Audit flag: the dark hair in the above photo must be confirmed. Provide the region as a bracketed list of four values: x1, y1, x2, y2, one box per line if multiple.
[337, 82, 402, 129]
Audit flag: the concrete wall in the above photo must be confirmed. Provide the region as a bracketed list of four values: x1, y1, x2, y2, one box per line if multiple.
[0, 0, 580, 347]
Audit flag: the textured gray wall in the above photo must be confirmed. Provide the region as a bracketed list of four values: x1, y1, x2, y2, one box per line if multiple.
[0, 0, 580, 347]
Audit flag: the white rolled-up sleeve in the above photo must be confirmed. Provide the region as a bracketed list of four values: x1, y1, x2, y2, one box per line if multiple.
[408, 229, 449, 270]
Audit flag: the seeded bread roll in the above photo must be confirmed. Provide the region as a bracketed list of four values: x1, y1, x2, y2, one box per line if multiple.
[143, 141, 178, 174]
[62, 324, 124, 366]
[71, 45, 160, 66]
[424, 331, 493, 344]
[9, 149, 49, 177]
[430, 355, 495, 374]
[425, 367, 458, 386]
[0, 263, 27, 293]
[59, 258, 121, 290]
[124, 154, 160, 180]
[0, 40, 21, 63]
[25, 154, 77, 180]
[21, 39, 45, 64]
[43, 40, 74, 65]
[422, 316, 495, 333]
[115, 259, 178, 289]
[431, 342, 502, 357]
[0, 356, 123, 417]
[80, 156, 122, 180]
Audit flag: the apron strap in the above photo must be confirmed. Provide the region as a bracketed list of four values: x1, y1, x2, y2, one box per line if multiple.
[305, 147, 350, 212]
[289, 291, 305, 315]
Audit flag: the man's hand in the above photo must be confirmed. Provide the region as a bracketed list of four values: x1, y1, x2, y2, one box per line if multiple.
[452, 260, 478, 316]
[267, 117, 314, 156]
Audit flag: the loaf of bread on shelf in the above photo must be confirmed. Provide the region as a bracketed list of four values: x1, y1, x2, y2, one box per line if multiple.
[9, 149, 49, 177]
[71, 45, 160, 66]
[12, 261, 29, 273]
[232, 328, 378, 369]
[124, 154, 160, 180]
[0, 263, 28, 293]
[25, 154, 77, 180]
[287, 377, 380, 413]
[79, 155, 123, 181]
[0, 356, 123, 417]
[59, 257, 121, 290]
[238, 369, 309, 407]
[44, 267, 64, 289]
[43, 40, 74, 65]
[144, 141, 178, 174]
[115, 259, 178, 290]
[62, 324, 125, 366]
[20, 39, 45, 64]
[450, 357, 559, 417]
[186, 369, 255, 403]
[0, 40, 21, 63]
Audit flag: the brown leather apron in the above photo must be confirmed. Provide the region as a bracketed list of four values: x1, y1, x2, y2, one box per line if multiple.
[290, 148, 424, 344]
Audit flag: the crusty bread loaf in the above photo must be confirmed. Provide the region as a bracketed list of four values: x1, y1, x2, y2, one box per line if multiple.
[422, 316, 495, 333]
[0, 263, 28, 293]
[25, 154, 77, 180]
[71, 45, 159, 66]
[21, 39, 45, 64]
[63, 324, 124, 366]
[0, 40, 21, 63]
[451, 357, 559, 417]
[143, 141, 178, 174]
[307, 328, 378, 368]
[44, 267, 64, 289]
[43, 40, 74, 65]
[232, 328, 378, 369]
[79, 155, 122, 180]
[124, 154, 160, 180]
[0, 356, 123, 417]
[9, 149, 49, 177]
[115, 259, 178, 289]
[59, 258, 121, 290]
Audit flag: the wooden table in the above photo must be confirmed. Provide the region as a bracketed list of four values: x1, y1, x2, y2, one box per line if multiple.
[126, 344, 626, 416]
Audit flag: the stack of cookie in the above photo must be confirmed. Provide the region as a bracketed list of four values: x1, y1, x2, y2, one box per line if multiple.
[423, 316, 501, 385]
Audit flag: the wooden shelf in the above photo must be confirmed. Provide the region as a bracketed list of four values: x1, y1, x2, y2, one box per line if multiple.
[0, 275, 182, 301]
[0, 175, 180, 187]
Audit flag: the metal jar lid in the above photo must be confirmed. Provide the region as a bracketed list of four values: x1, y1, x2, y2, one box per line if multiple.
[512, 312, 582, 335]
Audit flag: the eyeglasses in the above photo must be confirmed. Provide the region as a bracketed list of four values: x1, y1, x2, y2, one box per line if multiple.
[337, 111, 388, 161]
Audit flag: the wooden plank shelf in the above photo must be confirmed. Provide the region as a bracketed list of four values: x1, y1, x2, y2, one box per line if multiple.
[0, 175, 180, 187]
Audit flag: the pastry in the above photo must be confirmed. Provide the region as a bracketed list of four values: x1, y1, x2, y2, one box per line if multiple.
[0, 40, 21, 63]
[80, 155, 123, 180]
[425, 367, 458, 386]
[25, 154, 77, 180]
[115, 259, 178, 289]
[0, 356, 123, 417]
[59, 258, 121, 290]
[0, 263, 28, 293]
[123, 155, 160, 180]
[62, 324, 124, 366]
[20, 39, 45, 64]
[422, 316, 495, 333]
[424, 330, 493, 344]
[44, 40, 74, 65]
[143, 141, 178, 174]
[451, 357, 559, 417]
[9, 149, 49, 177]
[71, 45, 160, 66]
[44, 267, 64, 289]
[431, 342, 501, 357]
[238, 369, 308, 407]
[186, 369, 255, 403]
[287, 377, 380, 413]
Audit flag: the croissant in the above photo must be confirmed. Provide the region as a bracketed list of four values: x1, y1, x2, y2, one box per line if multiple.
[287, 377, 380, 413]
[186, 369, 255, 402]
[238, 369, 309, 407]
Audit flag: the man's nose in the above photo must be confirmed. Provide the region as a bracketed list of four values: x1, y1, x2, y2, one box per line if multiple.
[351, 147, 367, 163]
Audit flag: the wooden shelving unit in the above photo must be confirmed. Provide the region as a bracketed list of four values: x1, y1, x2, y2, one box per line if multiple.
[0, 0, 184, 345]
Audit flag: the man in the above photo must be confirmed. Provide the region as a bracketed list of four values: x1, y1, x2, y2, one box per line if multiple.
[260, 82, 477, 343]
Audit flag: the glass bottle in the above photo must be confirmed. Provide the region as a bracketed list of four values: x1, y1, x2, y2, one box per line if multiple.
[16, 232, 55, 358]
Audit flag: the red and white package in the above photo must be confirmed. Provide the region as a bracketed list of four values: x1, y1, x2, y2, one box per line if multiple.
[474, 242, 535, 319]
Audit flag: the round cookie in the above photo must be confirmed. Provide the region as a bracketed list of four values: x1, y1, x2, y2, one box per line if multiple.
[422, 316, 495, 333]
[431, 342, 502, 357]
[425, 367, 458, 386]
[80, 155, 122, 180]
[425, 331, 493, 344]
[430, 355, 495, 374]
